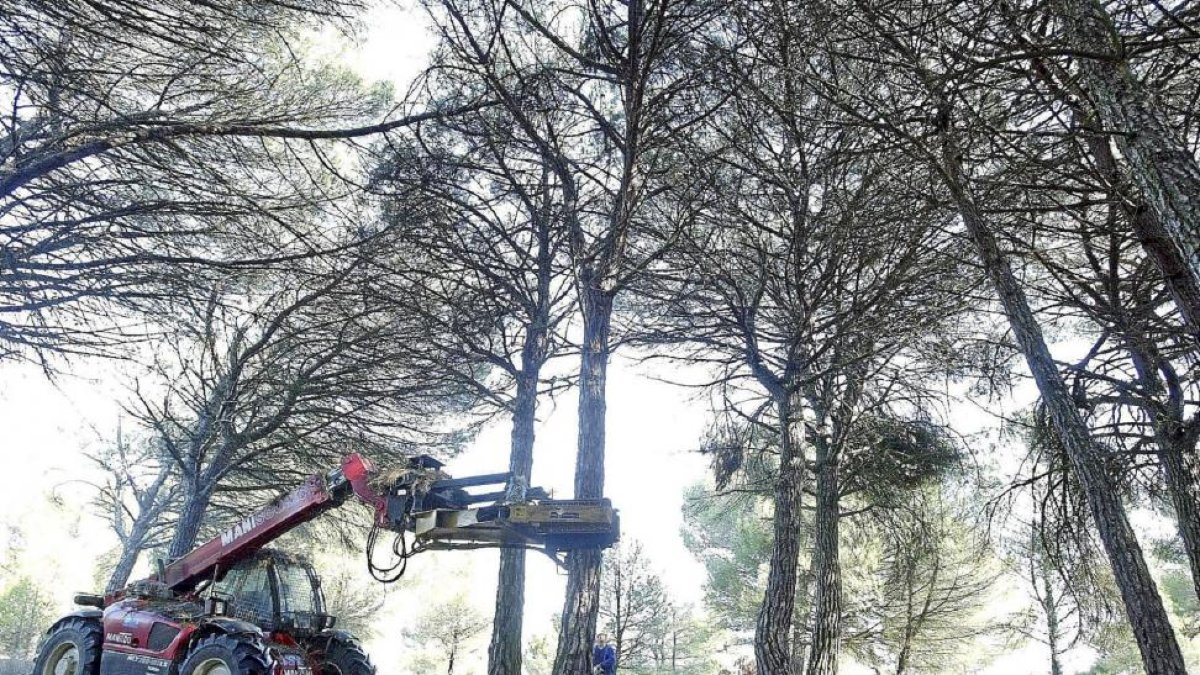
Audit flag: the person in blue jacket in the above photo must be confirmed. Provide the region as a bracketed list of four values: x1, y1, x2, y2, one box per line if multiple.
[592, 633, 617, 675]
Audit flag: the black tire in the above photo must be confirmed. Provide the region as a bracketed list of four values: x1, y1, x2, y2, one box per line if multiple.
[311, 637, 375, 675]
[31, 618, 102, 675]
[179, 635, 271, 675]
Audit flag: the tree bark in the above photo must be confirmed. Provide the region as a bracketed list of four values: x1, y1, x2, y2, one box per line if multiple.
[488, 362, 544, 675]
[1041, 562, 1064, 675]
[754, 394, 805, 675]
[1158, 429, 1200, 591]
[1059, 0, 1200, 328]
[895, 643, 909, 675]
[895, 573, 913, 675]
[553, 284, 612, 675]
[1077, 99, 1200, 614]
[105, 464, 172, 593]
[804, 434, 841, 675]
[487, 290, 549, 672]
[1122, 336, 1200, 602]
[167, 481, 212, 560]
[1079, 121, 1200, 347]
[790, 625, 808, 675]
[107, 540, 144, 594]
[1123, 190, 1200, 347]
[487, 550, 528, 673]
[938, 126, 1187, 673]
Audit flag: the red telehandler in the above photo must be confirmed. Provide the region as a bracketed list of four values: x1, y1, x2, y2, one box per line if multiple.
[31, 453, 618, 675]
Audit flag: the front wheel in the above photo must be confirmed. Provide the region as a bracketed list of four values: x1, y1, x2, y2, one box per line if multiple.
[310, 636, 375, 675]
[32, 618, 102, 675]
[180, 635, 271, 675]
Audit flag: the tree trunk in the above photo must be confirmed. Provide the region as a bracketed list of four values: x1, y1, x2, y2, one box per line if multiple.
[1138, 380, 1200, 604]
[489, 186, 556, 675]
[1159, 430, 1200, 594]
[1079, 120, 1200, 346]
[1123, 190, 1200, 347]
[488, 362, 545, 674]
[804, 434, 840, 675]
[791, 520, 817, 675]
[790, 625, 808, 675]
[1041, 565, 1064, 675]
[938, 127, 1187, 673]
[167, 482, 212, 560]
[1059, 0, 1200, 326]
[613, 557, 625, 670]
[1119, 334, 1200, 602]
[894, 564, 915, 675]
[754, 394, 805, 675]
[553, 285, 612, 675]
[554, 549, 604, 675]
[105, 465, 172, 593]
[894, 647, 908, 675]
[107, 539, 144, 594]
[107, 505, 163, 592]
[488, 550, 528, 674]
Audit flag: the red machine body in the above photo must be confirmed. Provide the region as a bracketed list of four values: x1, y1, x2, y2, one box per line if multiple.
[60, 454, 389, 675]
[33, 453, 618, 675]
[94, 596, 313, 675]
[157, 455, 384, 594]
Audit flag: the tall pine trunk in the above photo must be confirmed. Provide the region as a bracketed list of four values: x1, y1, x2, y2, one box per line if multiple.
[488, 176, 556, 674]
[1082, 108, 1200, 605]
[1122, 336, 1200, 602]
[1079, 121, 1200, 346]
[105, 464, 172, 592]
[804, 434, 840, 675]
[107, 539, 144, 594]
[1159, 430, 1200, 594]
[938, 125, 1186, 673]
[1040, 561, 1065, 675]
[168, 480, 212, 560]
[755, 394, 805, 674]
[553, 284, 612, 675]
[488, 356, 545, 674]
[787, 503, 817, 674]
[1059, 0, 1200, 322]
[1120, 185, 1200, 346]
[894, 564, 915, 675]
[107, 499, 163, 591]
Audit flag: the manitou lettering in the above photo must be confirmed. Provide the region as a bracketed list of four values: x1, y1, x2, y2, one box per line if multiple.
[220, 512, 267, 546]
[217, 490, 310, 546]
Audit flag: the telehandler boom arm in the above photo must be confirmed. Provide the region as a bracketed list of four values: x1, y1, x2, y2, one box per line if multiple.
[159, 453, 617, 593]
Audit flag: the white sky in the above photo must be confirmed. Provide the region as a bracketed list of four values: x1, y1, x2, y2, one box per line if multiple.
[0, 3, 1190, 674]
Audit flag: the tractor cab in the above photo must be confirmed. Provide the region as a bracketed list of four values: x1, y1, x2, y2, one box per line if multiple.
[207, 549, 335, 637]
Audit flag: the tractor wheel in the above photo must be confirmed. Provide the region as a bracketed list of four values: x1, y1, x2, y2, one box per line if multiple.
[32, 618, 102, 675]
[312, 637, 375, 675]
[179, 635, 271, 675]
